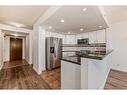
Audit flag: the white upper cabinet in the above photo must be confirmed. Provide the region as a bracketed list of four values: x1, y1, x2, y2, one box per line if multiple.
[76, 29, 106, 44]
[64, 35, 76, 44]
[96, 30, 106, 43]
[45, 29, 106, 45]
[88, 31, 97, 44]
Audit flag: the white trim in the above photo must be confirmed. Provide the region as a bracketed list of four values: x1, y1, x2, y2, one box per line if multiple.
[34, 6, 62, 26]
[0, 24, 32, 33]
[98, 6, 110, 27]
[33, 65, 42, 75]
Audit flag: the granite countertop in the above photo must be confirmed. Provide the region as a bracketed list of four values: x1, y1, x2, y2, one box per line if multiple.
[60, 50, 113, 65]
[76, 50, 113, 60]
[60, 56, 81, 65]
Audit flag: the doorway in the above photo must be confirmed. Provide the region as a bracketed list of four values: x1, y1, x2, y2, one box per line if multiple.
[10, 38, 23, 61]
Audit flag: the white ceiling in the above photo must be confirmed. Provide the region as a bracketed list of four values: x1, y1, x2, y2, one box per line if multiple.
[0, 6, 50, 29]
[1, 6, 127, 34]
[41, 6, 108, 34]
[103, 6, 127, 25]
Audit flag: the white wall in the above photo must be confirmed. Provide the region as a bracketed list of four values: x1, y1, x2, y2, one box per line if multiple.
[4, 36, 10, 61]
[25, 35, 29, 63]
[29, 33, 33, 64]
[33, 25, 39, 74]
[38, 28, 46, 73]
[23, 37, 25, 59]
[107, 20, 127, 72]
[0, 30, 4, 69]
[4, 36, 26, 62]
[33, 26, 47, 74]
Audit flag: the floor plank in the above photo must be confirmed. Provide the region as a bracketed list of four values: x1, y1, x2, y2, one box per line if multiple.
[40, 68, 61, 89]
[105, 69, 127, 89]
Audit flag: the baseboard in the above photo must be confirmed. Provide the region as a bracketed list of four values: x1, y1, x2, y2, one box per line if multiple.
[33, 66, 42, 75]
[111, 67, 127, 73]
[4, 61, 9, 63]
[24, 59, 32, 64]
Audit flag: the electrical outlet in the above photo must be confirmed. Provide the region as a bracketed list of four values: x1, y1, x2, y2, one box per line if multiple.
[117, 64, 120, 66]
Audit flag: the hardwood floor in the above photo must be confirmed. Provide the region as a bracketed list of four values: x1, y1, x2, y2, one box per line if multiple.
[2, 60, 126, 90]
[40, 68, 60, 89]
[0, 60, 51, 89]
[105, 69, 127, 89]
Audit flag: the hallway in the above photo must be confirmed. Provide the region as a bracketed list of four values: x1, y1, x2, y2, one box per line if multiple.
[0, 60, 51, 89]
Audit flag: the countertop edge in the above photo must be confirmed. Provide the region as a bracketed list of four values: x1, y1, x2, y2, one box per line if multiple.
[60, 58, 81, 65]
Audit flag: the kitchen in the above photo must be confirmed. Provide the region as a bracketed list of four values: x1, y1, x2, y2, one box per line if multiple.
[36, 6, 113, 89]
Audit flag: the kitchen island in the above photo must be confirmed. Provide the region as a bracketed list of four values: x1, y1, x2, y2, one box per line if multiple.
[60, 50, 113, 89]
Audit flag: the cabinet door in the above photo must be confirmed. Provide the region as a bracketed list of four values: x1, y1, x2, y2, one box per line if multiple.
[88, 31, 96, 44]
[61, 60, 81, 89]
[65, 35, 76, 44]
[97, 30, 106, 43]
[88, 30, 106, 44]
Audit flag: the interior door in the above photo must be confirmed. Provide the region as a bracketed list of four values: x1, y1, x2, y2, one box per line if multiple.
[10, 38, 23, 61]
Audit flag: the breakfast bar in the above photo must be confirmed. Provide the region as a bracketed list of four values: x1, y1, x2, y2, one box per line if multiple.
[61, 50, 113, 89]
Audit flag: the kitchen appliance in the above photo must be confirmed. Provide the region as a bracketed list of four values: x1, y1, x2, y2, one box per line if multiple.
[77, 38, 89, 45]
[46, 37, 62, 70]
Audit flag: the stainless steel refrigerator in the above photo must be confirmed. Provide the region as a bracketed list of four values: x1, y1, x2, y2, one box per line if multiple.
[46, 37, 62, 70]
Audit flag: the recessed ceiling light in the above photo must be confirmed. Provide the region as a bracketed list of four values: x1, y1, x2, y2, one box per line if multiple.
[14, 33, 18, 37]
[68, 32, 71, 34]
[82, 8, 87, 12]
[60, 19, 64, 23]
[48, 26, 52, 29]
[15, 24, 21, 28]
[14, 34, 18, 37]
[99, 26, 102, 28]
[9, 22, 25, 28]
[80, 28, 84, 31]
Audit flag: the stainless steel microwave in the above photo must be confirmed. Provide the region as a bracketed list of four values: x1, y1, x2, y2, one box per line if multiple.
[77, 38, 89, 45]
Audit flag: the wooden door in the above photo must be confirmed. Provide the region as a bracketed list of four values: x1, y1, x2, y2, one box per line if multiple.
[10, 38, 23, 61]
